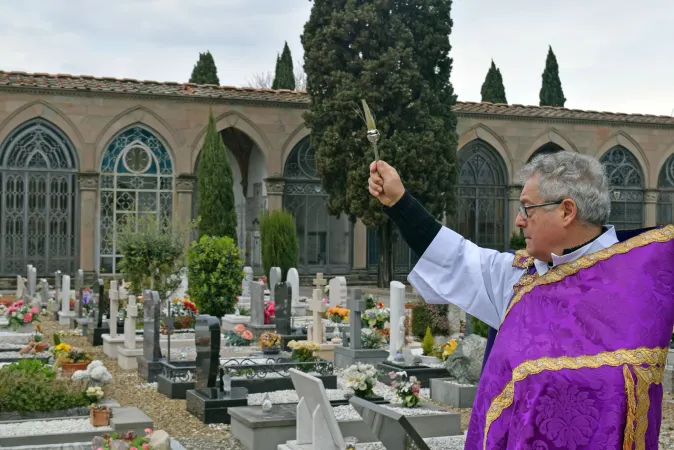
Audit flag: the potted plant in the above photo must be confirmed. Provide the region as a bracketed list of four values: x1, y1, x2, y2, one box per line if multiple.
[388, 371, 422, 408]
[326, 306, 350, 324]
[344, 363, 378, 399]
[52, 343, 92, 377]
[259, 331, 281, 355]
[90, 404, 112, 427]
[287, 340, 320, 372]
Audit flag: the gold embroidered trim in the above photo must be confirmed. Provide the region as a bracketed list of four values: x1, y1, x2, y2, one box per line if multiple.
[482, 347, 667, 450]
[502, 224, 674, 323]
[623, 365, 636, 450]
[511, 249, 534, 269]
[633, 365, 664, 450]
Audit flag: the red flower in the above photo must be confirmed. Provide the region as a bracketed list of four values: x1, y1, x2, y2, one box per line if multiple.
[23, 312, 33, 323]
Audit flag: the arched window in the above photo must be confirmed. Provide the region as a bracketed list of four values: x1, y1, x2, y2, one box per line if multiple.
[527, 142, 564, 163]
[600, 146, 644, 230]
[0, 119, 79, 275]
[454, 140, 508, 250]
[657, 153, 674, 225]
[99, 126, 174, 275]
[283, 137, 351, 274]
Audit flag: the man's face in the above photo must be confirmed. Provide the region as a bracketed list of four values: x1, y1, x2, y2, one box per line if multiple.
[514, 175, 564, 261]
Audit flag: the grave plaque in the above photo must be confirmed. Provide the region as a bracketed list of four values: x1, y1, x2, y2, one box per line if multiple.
[348, 289, 365, 350]
[94, 278, 105, 328]
[349, 396, 430, 450]
[250, 281, 265, 327]
[194, 314, 221, 398]
[143, 290, 162, 362]
[274, 282, 292, 335]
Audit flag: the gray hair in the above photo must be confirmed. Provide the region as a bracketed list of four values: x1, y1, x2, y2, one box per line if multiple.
[516, 152, 611, 225]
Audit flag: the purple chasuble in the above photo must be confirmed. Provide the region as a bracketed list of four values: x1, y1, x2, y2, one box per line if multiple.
[465, 225, 674, 450]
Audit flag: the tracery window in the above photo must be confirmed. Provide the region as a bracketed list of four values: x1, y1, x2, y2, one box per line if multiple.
[599, 146, 644, 230]
[283, 137, 351, 274]
[657, 153, 674, 225]
[99, 126, 173, 275]
[0, 119, 79, 275]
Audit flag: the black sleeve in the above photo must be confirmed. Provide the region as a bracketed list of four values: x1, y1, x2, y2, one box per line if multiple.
[382, 190, 442, 257]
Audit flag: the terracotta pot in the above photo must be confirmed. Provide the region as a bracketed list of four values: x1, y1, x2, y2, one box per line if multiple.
[61, 361, 90, 377]
[90, 409, 111, 427]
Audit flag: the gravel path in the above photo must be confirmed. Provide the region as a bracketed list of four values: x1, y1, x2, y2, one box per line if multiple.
[0, 418, 112, 437]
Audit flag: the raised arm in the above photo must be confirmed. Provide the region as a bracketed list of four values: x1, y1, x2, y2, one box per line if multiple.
[369, 161, 524, 329]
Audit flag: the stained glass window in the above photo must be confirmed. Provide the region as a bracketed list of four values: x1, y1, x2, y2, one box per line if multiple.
[600, 146, 644, 230]
[99, 126, 174, 274]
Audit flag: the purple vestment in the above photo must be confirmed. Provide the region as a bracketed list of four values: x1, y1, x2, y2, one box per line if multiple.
[465, 226, 674, 450]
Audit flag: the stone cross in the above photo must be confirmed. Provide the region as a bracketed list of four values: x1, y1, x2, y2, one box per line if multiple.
[15, 276, 26, 301]
[389, 281, 406, 360]
[109, 280, 119, 338]
[61, 275, 71, 312]
[54, 270, 62, 298]
[27, 266, 36, 298]
[328, 276, 347, 307]
[274, 282, 292, 335]
[194, 314, 222, 399]
[310, 288, 328, 344]
[124, 295, 138, 350]
[269, 267, 282, 301]
[143, 290, 163, 362]
[250, 281, 266, 326]
[312, 273, 327, 291]
[241, 267, 253, 298]
[347, 288, 366, 350]
[286, 268, 300, 303]
[39, 279, 48, 307]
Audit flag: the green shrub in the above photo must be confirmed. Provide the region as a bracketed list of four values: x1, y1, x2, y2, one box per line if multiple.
[260, 210, 299, 280]
[187, 235, 244, 318]
[470, 316, 490, 338]
[53, 332, 61, 347]
[0, 361, 87, 412]
[509, 230, 526, 250]
[411, 304, 449, 338]
[422, 327, 434, 356]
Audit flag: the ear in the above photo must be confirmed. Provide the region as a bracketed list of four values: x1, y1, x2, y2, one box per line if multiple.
[560, 199, 577, 226]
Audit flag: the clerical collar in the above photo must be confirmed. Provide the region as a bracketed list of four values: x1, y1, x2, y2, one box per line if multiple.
[533, 225, 618, 277]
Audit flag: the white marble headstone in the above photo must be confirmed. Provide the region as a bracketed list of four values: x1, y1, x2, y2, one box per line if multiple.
[27, 266, 37, 297]
[328, 277, 347, 308]
[269, 267, 282, 302]
[109, 280, 119, 338]
[61, 275, 71, 312]
[124, 295, 138, 349]
[15, 276, 26, 300]
[241, 267, 253, 298]
[389, 281, 406, 360]
[287, 268, 300, 303]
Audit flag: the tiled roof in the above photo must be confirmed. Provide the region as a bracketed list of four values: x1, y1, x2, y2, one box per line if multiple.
[1, 70, 673, 126]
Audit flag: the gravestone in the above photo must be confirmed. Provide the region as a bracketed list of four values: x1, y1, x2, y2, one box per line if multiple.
[349, 396, 431, 450]
[88, 278, 111, 346]
[286, 268, 300, 303]
[117, 294, 143, 370]
[57, 275, 76, 325]
[137, 290, 164, 382]
[309, 288, 328, 344]
[334, 289, 388, 369]
[388, 281, 406, 361]
[248, 280, 275, 339]
[54, 270, 62, 300]
[444, 334, 487, 385]
[328, 277, 347, 308]
[269, 267, 282, 301]
[74, 270, 85, 327]
[274, 282, 307, 350]
[109, 280, 119, 338]
[186, 314, 248, 424]
[240, 267, 253, 303]
[15, 276, 26, 301]
[39, 279, 48, 308]
[27, 265, 36, 299]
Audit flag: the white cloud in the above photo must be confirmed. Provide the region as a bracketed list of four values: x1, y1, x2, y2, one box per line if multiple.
[0, 0, 671, 115]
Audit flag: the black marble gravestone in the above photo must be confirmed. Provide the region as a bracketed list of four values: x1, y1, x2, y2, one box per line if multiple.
[137, 290, 164, 382]
[273, 282, 307, 351]
[186, 314, 248, 424]
[88, 279, 109, 346]
[349, 396, 431, 450]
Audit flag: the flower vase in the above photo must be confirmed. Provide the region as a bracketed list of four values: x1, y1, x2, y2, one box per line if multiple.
[90, 409, 111, 427]
[262, 345, 280, 355]
[61, 362, 91, 378]
[222, 374, 232, 394]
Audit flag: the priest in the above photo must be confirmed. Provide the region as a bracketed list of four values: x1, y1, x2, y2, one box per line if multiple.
[368, 151, 674, 449]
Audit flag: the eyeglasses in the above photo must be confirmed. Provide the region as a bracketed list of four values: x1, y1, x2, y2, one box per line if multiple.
[518, 200, 563, 219]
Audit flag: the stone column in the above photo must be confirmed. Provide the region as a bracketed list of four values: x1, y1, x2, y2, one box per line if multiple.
[175, 175, 196, 233]
[109, 280, 119, 338]
[353, 220, 367, 269]
[78, 173, 99, 274]
[264, 176, 285, 212]
[507, 185, 522, 240]
[644, 189, 658, 227]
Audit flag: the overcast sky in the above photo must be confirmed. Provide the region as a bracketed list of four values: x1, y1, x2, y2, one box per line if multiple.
[0, 0, 671, 116]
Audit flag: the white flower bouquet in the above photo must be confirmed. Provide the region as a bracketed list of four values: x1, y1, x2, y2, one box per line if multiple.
[344, 363, 378, 398]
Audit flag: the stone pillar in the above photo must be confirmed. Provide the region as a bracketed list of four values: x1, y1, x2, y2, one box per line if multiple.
[78, 173, 99, 273]
[264, 177, 285, 212]
[353, 220, 367, 269]
[644, 189, 658, 227]
[507, 185, 522, 240]
[175, 174, 196, 231]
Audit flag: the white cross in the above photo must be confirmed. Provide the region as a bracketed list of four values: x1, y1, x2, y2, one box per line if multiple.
[310, 288, 328, 343]
[313, 273, 327, 289]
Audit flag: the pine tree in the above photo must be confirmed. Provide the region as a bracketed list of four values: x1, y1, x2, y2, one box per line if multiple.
[480, 60, 507, 104]
[189, 51, 220, 85]
[196, 110, 237, 241]
[272, 42, 296, 90]
[302, 0, 458, 286]
[539, 46, 566, 107]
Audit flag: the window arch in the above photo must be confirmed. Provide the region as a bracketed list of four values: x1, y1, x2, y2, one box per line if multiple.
[453, 139, 508, 250]
[599, 146, 644, 230]
[0, 118, 79, 275]
[283, 136, 351, 274]
[99, 126, 174, 275]
[527, 142, 564, 163]
[657, 153, 674, 225]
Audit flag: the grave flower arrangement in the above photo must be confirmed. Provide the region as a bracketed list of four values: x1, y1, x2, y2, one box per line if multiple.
[344, 363, 378, 398]
[4, 300, 40, 331]
[52, 343, 93, 375]
[287, 340, 320, 370]
[94, 429, 154, 450]
[362, 304, 389, 330]
[389, 371, 422, 408]
[81, 288, 93, 314]
[440, 339, 458, 361]
[360, 328, 386, 349]
[327, 306, 349, 323]
[259, 331, 281, 350]
[225, 324, 254, 346]
[73, 360, 113, 386]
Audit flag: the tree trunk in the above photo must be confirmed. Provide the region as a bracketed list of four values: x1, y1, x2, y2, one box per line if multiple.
[377, 220, 394, 288]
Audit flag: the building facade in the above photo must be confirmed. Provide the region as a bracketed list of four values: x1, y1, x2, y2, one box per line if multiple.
[0, 71, 673, 281]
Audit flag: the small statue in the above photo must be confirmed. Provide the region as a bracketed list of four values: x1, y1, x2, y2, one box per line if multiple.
[396, 316, 406, 355]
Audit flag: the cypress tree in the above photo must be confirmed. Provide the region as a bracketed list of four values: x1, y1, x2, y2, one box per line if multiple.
[539, 46, 566, 107]
[272, 42, 295, 90]
[196, 110, 238, 241]
[189, 51, 220, 85]
[302, 0, 458, 286]
[480, 60, 507, 104]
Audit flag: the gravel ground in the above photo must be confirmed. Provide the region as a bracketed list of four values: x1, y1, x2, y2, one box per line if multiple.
[0, 418, 112, 437]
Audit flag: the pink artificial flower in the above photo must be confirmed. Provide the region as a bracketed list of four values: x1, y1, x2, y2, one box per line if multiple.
[388, 371, 397, 380]
[130, 447, 138, 450]
[23, 312, 32, 323]
[7, 306, 16, 312]
[391, 381, 399, 388]
[30, 307, 38, 314]
[411, 384, 420, 393]
[15, 300, 24, 307]
[413, 392, 419, 397]
[142, 444, 150, 450]
[144, 428, 153, 435]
